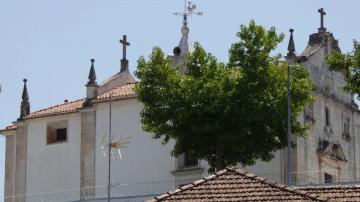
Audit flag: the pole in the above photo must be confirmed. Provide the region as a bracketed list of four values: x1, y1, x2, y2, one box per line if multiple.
[108, 95, 112, 202]
[287, 64, 292, 186]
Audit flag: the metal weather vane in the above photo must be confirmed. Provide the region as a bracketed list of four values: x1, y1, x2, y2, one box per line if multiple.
[173, 0, 203, 26]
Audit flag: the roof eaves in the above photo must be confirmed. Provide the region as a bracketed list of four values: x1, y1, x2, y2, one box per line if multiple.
[0, 125, 17, 133]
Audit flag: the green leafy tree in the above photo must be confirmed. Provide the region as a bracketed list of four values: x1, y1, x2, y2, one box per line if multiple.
[326, 40, 360, 94]
[135, 20, 313, 172]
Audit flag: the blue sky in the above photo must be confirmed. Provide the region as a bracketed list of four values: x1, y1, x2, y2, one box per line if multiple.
[1, 0, 360, 198]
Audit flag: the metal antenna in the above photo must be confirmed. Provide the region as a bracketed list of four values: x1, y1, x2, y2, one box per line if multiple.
[102, 93, 130, 202]
[108, 94, 112, 202]
[173, 0, 203, 27]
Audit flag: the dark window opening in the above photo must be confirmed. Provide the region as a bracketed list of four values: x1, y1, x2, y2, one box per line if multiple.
[47, 121, 68, 144]
[325, 107, 330, 126]
[324, 173, 333, 184]
[344, 117, 350, 136]
[56, 128, 67, 141]
[184, 152, 198, 167]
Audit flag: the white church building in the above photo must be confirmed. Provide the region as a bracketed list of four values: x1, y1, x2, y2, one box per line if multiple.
[2, 8, 360, 202]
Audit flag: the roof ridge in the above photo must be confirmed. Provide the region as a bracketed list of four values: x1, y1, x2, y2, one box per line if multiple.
[151, 168, 233, 201]
[298, 183, 360, 189]
[229, 167, 328, 201]
[150, 167, 333, 202]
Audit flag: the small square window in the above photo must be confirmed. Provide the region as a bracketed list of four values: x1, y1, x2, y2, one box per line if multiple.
[56, 128, 67, 141]
[184, 152, 198, 167]
[47, 121, 68, 144]
[324, 173, 333, 184]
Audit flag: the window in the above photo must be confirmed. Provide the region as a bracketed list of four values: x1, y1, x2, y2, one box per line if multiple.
[325, 107, 330, 126]
[343, 117, 350, 136]
[177, 152, 199, 169]
[184, 152, 198, 167]
[324, 173, 333, 184]
[56, 128, 67, 141]
[47, 121, 68, 144]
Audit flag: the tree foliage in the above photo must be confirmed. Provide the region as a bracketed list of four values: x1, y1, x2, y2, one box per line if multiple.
[326, 40, 360, 94]
[135, 20, 313, 172]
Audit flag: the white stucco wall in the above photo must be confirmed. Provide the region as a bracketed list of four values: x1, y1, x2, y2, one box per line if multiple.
[95, 99, 176, 196]
[240, 150, 284, 183]
[25, 114, 81, 201]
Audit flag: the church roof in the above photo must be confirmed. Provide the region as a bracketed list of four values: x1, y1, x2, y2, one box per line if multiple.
[1, 84, 136, 128]
[27, 98, 86, 119]
[0, 124, 17, 133]
[298, 184, 360, 201]
[149, 167, 328, 202]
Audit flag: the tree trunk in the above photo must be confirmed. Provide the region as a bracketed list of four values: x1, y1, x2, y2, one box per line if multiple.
[216, 143, 225, 171]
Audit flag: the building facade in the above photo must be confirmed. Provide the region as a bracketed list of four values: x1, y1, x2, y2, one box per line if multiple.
[1, 8, 360, 201]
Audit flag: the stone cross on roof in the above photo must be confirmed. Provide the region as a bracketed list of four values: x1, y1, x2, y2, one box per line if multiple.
[318, 8, 327, 32]
[120, 35, 130, 60]
[119, 35, 130, 72]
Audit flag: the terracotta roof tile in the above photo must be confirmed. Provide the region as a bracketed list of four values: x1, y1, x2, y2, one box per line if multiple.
[299, 184, 360, 201]
[94, 83, 136, 103]
[0, 125, 17, 133]
[149, 167, 328, 202]
[0, 84, 136, 128]
[26, 98, 86, 119]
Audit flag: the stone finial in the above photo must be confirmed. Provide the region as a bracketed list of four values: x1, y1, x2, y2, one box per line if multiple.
[120, 35, 130, 73]
[285, 29, 298, 65]
[19, 78, 30, 120]
[287, 29, 296, 57]
[84, 58, 98, 103]
[318, 8, 327, 33]
[87, 58, 97, 85]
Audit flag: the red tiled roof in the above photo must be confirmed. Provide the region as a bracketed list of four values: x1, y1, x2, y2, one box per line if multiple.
[0, 125, 17, 133]
[149, 167, 328, 202]
[94, 83, 136, 103]
[27, 98, 86, 119]
[299, 185, 360, 202]
[4, 84, 136, 123]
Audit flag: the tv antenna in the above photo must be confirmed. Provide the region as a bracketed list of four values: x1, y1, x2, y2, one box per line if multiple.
[101, 133, 131, 160]
[173, 0, 203, 26]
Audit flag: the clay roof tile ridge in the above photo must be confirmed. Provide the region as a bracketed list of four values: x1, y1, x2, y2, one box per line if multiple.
[27, 98, 85, 116]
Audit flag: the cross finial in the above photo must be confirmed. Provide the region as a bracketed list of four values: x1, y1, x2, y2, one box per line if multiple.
[119, 35, 130, 72]
[318, 8, 327, 32]
[120, 35, 130, 60]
